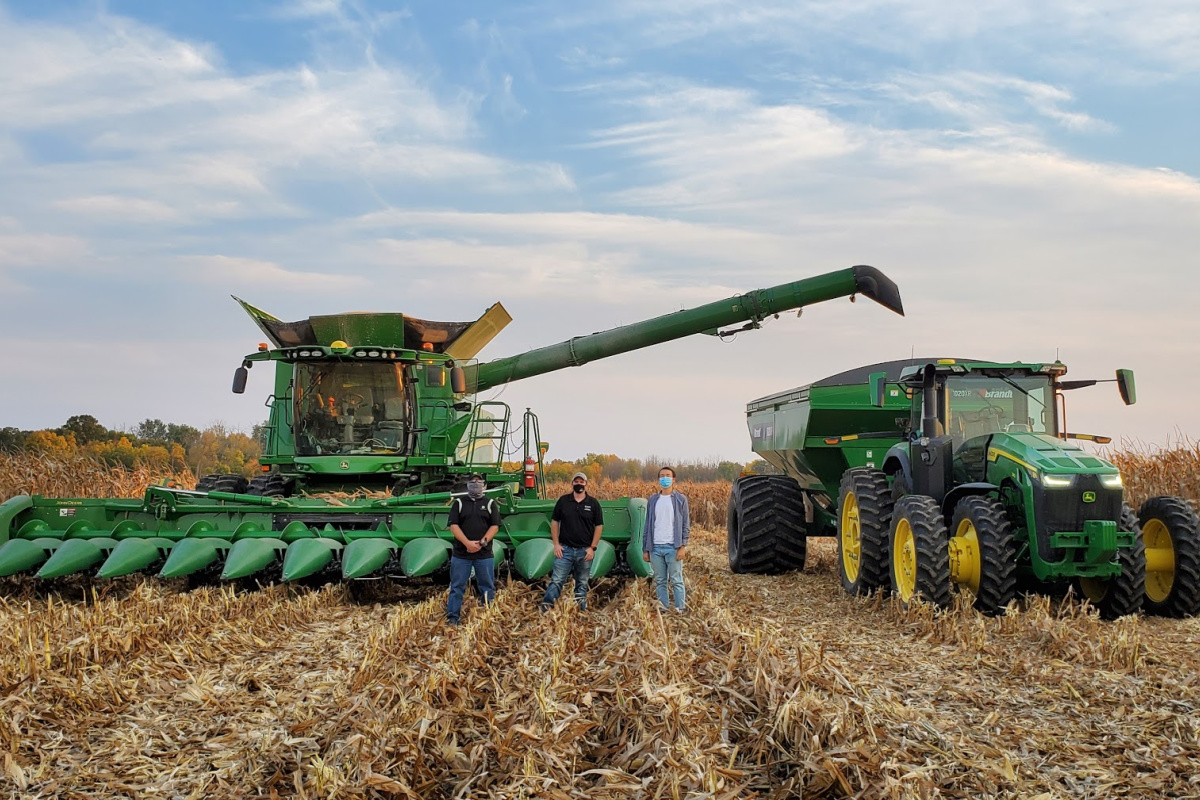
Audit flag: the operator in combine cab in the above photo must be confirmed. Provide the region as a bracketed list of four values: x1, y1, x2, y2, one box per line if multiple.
[446, 472, 501, 626]
[540, 472, 604, 612]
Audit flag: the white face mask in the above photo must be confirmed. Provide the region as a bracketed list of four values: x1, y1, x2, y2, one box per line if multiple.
[466, 481, 485, 498]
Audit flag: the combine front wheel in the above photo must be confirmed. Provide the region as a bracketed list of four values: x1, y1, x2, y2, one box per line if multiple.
[195, 474, 250, 494]
[726, 475, 807, 574]
[1077, 504, 1146, 619]
[837, 468, 893, 595]
[1139, 496, 1200, 617]
[889, 495, 952, 609]
[949, 496, 1017, 615]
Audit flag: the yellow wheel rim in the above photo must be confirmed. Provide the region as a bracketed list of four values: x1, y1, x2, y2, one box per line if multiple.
[1078, 576, 1108, 603]
[840, 492, 862, 582]
[950, 518, 982, 594]
[1143, 518, 1175, 604]
[893, 517, 917, 600]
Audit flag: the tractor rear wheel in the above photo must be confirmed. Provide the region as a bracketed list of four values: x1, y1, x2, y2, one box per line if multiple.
[889, 495, 952, 609]
[195, 474, 250, 494]
[949, 496, 1017, 615]
[837, 468, 893, 595]
[726, 475, 807, 574]
[1077, 504, 1145, 619]
[1139, 496, 1200, 617]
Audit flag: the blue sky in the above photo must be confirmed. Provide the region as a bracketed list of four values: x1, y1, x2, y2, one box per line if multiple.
[1, 0, 1198, 460]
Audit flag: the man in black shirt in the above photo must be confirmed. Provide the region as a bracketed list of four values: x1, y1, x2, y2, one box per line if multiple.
[446, 471, 501, 625]
[540, 471, 604, 611]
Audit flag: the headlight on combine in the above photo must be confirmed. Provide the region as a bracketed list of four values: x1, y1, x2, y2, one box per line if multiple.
[1098, 473, 1123, 489]
[1042, 474, 1076, 488]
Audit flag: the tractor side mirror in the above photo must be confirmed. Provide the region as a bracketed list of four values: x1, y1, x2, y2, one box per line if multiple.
[868, 371, 887, 407]
[450, 366, 467, 394]
[232, 366, 249, 394]
[1116, 369, 1136, 405]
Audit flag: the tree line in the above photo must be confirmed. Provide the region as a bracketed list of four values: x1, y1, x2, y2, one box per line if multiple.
[0, 415, 264, 477]
[0, 417, 777, 481]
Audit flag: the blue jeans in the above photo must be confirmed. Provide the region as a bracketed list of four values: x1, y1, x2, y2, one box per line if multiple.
[650, 544, 685, 610]
[540, 546, 591, 610]
[446, 556, 495, 624]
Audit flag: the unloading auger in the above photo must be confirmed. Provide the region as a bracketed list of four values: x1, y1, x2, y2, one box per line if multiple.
[0, 266, 903, 587]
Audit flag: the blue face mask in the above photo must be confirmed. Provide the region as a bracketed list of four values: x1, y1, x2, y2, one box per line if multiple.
[659, 476, 673, 488]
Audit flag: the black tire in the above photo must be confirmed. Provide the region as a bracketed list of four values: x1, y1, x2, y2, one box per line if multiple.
[1139, 496, 1200, 617]
[949, 496, 1017, 615]
[726, 475, 807, 574]
[890, 495, 952, 608]
[247, 474, 295, 498]
[836, 468, 893, 595]
[1077, 504, 1145, 620]
[196, 474, 249, 494]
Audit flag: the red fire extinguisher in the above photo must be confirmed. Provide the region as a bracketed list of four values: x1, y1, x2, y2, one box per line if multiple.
[523, 456, 537, 489]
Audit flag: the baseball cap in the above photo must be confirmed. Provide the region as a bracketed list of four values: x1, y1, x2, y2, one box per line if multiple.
[571, 471, 588, 483]
[467, 471, 485, 480]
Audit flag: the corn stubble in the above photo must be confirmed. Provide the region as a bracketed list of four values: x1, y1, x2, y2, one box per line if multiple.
[1, 452, 1199, 797]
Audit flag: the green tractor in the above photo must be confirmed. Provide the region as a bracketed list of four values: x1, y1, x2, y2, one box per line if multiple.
[0, 265, 904, 589]
[729, 358, 1200, 618]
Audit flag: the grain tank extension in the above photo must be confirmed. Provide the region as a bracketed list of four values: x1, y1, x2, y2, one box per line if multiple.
[0, 266, 904, 588]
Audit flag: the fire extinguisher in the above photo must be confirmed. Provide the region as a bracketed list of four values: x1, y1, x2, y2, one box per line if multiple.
[523, 456, 537, 489]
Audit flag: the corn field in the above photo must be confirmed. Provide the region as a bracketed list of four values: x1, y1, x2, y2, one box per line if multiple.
[1, 451, 1199, 798]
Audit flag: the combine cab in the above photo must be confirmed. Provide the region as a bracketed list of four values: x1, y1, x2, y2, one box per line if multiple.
[0, 265, 904, 588]
[729, 359, 1200, 618]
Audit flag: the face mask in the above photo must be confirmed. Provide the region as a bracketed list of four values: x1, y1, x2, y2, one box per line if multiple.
[466, 481, 485, 498]
[573, 484, 586, 494]
[659, 476, 673, 488]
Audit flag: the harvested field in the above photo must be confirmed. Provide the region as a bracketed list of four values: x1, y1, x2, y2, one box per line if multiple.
[3, 527, 1200, 799]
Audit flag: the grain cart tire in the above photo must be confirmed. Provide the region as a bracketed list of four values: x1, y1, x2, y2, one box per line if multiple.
[1077, 504, 1145, 620]
[890, 495, 952, 609]
[837, 468, 893, 594]
[1139, 496, 1200, 617]
[949, 496, 1017, 615]
[195, 474, 249, 493]
[727, 475, 807, 574]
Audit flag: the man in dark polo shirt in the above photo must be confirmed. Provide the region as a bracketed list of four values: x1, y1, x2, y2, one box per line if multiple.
[446, 471, 501, 625]
[540, 471, 604, 612]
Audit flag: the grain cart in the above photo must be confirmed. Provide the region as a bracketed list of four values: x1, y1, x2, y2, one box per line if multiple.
[0, 266, 903, 588]
[728, 358, 1200, 618]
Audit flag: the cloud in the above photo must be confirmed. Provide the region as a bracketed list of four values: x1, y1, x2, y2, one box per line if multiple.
[180, 255, 368, 291]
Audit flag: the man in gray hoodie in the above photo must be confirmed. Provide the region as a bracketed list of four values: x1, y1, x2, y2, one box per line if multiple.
[642, 466, 690, 612]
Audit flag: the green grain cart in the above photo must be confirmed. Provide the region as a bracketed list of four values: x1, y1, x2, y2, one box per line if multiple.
[729, 358, 1200, 618]
[0, 266, 903, 589]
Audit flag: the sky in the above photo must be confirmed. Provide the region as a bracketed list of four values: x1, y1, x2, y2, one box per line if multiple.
[0, 0, 1198, 462]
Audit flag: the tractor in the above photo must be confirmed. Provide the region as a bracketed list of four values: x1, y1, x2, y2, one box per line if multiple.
[728, 358, 1200, 618]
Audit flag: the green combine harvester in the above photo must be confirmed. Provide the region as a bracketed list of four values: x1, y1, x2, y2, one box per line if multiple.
[0, 266, 903, 588]
[729, 358, 1200, 618]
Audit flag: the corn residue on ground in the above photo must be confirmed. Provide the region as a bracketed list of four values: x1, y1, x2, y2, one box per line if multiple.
[3, 526, 1200, 799]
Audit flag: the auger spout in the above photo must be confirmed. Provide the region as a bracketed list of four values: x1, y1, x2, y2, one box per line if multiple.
[469, 265, 903, 392]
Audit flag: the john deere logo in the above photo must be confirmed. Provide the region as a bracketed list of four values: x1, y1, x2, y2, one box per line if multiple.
[340, 461, 350, 470]
[1082, 491, 1096, 503]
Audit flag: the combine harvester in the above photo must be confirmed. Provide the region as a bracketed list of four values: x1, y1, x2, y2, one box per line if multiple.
[0, 266, 903, 588]
[728, 359, 1200, 618]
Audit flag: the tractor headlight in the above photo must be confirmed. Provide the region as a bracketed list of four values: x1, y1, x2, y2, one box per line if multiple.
[354, 350, 367, 357]
[1098, 473, 1123, 489]
[1042, 474, 1076, 488]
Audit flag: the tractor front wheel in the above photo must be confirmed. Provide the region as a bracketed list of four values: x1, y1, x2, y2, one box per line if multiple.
[948, 496, 1017, 615]
[889, 495, 952, 609]
[195, 474, 250, 494]
[837, 468, 893, 595]
[726, 475, 807, 574]
[1077, 504, 1146, 619]
[1139, 496, 1200, 617]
